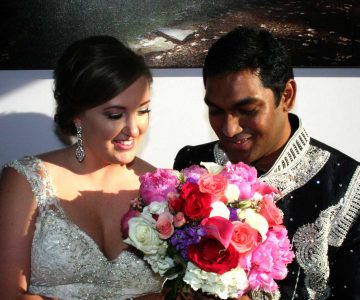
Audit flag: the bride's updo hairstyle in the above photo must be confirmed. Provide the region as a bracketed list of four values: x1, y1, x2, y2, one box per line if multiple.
[53, 35, 152, 136]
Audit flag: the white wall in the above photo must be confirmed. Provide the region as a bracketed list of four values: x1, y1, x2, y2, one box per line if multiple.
[0, 68, 359, 168]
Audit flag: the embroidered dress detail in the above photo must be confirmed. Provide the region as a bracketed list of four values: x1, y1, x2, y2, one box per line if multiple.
[4, 156, 162, 300]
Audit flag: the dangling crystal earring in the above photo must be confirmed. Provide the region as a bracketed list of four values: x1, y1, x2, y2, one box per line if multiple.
[75, 125, 85, 162]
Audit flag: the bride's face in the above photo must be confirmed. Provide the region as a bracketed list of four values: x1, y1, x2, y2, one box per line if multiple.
[75, 75, 151, 166]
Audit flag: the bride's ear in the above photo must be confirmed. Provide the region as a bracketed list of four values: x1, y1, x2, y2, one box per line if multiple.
[281, 79, 296, 112]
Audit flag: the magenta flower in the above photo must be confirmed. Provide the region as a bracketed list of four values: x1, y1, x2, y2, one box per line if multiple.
[121, 208, 140, 239]
[182, 165, 208, 182]
[220, 162, 258, 199]
[247, 225, 294, 292]
[140, 169, 180, 205]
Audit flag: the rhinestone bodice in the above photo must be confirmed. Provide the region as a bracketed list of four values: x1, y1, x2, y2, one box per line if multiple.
[4, 156, 163, 300]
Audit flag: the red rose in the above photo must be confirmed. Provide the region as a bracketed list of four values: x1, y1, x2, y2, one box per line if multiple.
[180, 182, 213, 221]
[260, 195, 283, 227]
[187, 237, 240, 275]
[168, 192, 183, 213]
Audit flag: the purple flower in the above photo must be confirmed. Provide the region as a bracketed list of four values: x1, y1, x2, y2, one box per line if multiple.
[182, 165, 208, 182]
[229, 207, 238, 221]
[170, 225, 205, 261]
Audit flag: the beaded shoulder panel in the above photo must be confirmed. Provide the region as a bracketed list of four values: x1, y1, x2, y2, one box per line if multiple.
[4, 156, 163, 300]
[292, 166, 360, 299]
[262, 145, 330, 197]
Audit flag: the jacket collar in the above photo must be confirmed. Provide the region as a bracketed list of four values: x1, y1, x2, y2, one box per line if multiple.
[213, 114, 311, 175]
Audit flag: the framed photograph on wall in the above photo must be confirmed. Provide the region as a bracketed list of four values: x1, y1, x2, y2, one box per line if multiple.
[0, 0, 359, 69]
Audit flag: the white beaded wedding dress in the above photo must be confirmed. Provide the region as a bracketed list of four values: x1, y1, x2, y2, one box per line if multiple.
[5, 156, 163, 300]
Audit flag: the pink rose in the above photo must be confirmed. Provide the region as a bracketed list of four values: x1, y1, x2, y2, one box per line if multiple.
[256, 181, 279, 196]
[231, 221, 259, 254]
[174, 212, 186, 227]
[198, 173, 228, 200]
[140, 169, 179, 205]
[260, 195, 283, 227]
[201, 216, 234, 248]
[156, 211, 174, 239]
[121, 208, 140, 238]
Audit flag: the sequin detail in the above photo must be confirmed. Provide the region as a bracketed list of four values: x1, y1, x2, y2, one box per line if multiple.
[329, 166, 360, 247]
[292, 205, 337, 299]
[263, 145, 329, 197]
[4, 156, 163, 300]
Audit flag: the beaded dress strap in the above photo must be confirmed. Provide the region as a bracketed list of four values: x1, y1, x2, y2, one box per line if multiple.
[4, 156, 55, 212]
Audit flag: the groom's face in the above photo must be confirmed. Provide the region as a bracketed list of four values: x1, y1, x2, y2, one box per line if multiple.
[204, 70, 291, 167]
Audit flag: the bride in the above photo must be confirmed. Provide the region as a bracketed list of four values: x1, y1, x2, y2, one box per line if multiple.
[0, 36, 164, 300]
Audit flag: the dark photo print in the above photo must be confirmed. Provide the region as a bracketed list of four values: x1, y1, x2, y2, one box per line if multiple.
[1, 0, 359, 69]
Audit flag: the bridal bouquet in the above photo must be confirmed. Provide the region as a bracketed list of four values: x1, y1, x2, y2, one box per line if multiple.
[122, 162, 294, 299]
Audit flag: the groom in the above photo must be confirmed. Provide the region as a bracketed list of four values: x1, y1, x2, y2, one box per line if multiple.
[173, 26, 360, 299]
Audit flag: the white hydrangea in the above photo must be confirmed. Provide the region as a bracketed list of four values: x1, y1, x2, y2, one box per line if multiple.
[144, 254, 177, 279]
[183, 262, 249, 299]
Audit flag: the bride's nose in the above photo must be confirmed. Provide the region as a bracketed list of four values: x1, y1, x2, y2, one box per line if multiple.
[122, 114, 140, 137]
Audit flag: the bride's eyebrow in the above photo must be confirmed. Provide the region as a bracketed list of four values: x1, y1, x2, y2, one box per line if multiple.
[103, 105, 126, 111]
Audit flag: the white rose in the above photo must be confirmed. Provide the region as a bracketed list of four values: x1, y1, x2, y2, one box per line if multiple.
[224, 183, 240, 203]
[200, 161, 224, 174]
[238, 208, 269, 241]
[210, 201, 230, 219]
[124, 216, 167, 255]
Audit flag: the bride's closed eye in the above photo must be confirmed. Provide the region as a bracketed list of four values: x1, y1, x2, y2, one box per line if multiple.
[107, 113, 123, 120]
[137, 108, 151, 116]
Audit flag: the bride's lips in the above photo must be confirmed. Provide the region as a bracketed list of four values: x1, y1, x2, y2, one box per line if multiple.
[113, 139, 135, 150]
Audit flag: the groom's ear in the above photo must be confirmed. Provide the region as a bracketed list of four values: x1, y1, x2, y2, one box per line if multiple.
[280, 79, 296, 112]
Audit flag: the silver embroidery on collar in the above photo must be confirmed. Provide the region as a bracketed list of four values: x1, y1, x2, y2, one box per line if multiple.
[213, 142, 229, 166]
[263, 145, 329, 197]
[213, 115, 330, 197]
[213, 116, 312, 173]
